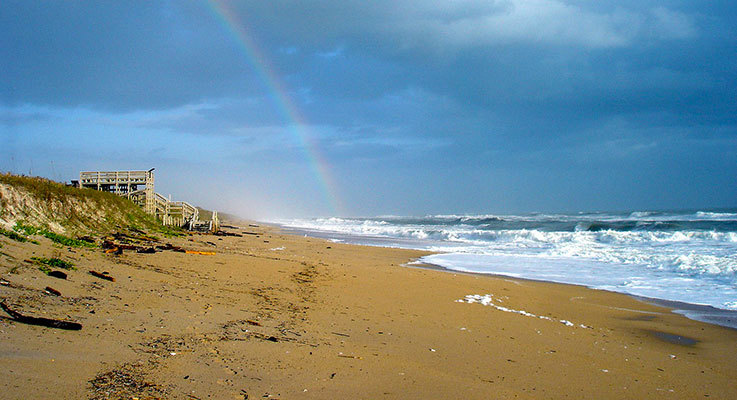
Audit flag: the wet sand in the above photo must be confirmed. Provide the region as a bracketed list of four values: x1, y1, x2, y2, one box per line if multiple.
[1, 224, 736, 399]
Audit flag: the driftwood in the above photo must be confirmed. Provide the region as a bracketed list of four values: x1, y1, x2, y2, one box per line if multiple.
[156, 243, 185, 252]
[0, 301, 82, 330]
[76, 236, 96, 244]
[185, 250, 215, 256]
[89, 270, 115, 282]
[214, 231, 243, 237]
[112, 232, 155, 243]
[48, 270, 67, 280]
[45, 286, 62, 296]
[102, 232, 159, 255]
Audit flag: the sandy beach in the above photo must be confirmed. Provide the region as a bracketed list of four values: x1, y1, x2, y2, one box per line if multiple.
[1, 224, 736, 399]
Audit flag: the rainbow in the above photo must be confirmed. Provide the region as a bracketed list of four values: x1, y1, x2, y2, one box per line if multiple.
[204, 0, 342, 215]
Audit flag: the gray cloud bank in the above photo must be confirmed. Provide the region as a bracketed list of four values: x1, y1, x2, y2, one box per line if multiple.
[2, 0, 735, 216]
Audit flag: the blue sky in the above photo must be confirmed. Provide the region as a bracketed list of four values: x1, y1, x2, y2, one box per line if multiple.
[2, 1, 736, 218]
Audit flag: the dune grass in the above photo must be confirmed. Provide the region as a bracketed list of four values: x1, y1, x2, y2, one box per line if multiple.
[31, 256, 75, 270]
[1, 174, 184, 236]
[0, 227, 31, 243]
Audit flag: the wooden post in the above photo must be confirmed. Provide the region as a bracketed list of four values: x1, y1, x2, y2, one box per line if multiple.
[211, 211, 220, 233]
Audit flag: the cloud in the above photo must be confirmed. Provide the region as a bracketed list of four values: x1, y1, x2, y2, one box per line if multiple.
[317, 46, 345, 58]
[649, 7, 698, 40]
[0, 106, 57, 127]
[239, 1, 698, 53]
[2, 1, 736, 215]
[388, 0, 638, 49]
[0, 1, 259, 110]
[0, 0, 715, 119]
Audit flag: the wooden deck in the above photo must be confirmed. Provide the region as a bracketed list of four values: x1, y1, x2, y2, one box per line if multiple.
[79, 169, 202, 229]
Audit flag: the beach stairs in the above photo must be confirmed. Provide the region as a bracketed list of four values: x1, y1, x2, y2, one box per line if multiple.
[77, 169, 214, 230]
[188, 211, 219, 233]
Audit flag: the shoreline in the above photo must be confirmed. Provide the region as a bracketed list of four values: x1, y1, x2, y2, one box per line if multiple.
[278, 224, 737, 330]
[408, 260, 737, 331]
[2, 223, 736, 398]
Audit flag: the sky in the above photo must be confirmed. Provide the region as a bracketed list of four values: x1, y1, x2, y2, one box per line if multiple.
[1, 1, 736, 219]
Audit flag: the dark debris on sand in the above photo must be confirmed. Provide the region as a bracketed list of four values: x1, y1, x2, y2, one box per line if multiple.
[89, 362, 168, 400]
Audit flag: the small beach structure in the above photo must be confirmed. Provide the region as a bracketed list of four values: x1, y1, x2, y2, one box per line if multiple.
[76, 169, 202, 228]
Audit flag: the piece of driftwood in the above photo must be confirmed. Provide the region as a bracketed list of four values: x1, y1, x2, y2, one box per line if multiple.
[337, 354, 362, 359]
[136, 247, 156, 254]
[185, 250, 216, 255]
[45, 286, 61, 296]
[48, 270, 67, 279]
[157, 243, 185, 252]
[77, 236, 96, 244]
[89, 270, 115, 282]
[0, 301, 82, 330]
[214, 231, 243, 237]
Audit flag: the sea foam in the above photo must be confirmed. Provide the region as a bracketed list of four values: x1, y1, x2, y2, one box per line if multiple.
[277, 209, 737, 311]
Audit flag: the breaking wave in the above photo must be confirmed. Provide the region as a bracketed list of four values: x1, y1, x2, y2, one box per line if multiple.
[276, 209, 737, 310]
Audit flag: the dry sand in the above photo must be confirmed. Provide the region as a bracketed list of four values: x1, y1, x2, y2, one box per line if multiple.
[1, 224, 736, 399]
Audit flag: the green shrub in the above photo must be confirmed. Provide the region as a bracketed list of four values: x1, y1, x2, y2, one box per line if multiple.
[30, 256, 76, 270]
[12, 222, 95, 247]
[156, 225, 184, 238]
[40, 230, 96, 247]
[1, 173, 197, 236]
[13, 222, 40, 236]
[1, 228, 30, 242]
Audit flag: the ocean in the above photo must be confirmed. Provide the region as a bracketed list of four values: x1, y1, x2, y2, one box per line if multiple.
[275, 209, 737, 328]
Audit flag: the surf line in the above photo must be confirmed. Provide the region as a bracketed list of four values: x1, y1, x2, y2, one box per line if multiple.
[205, 0, 343, 215]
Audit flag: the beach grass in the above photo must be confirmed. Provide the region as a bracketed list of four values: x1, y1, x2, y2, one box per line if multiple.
[13, 222, 94, 247]
[30, 256, 76, 275]
[0, 173, 184, 236]
[0, 227, 32, 243]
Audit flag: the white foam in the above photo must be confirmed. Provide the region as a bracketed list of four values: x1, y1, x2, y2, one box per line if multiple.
[431, 253, 737, 310]
[276, 213, 737, 311]
[459, 294, 587, 328]
[695, 211, 737, 220]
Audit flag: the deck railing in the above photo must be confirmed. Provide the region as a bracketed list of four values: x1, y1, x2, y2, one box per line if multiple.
[78, 169, 204, 228]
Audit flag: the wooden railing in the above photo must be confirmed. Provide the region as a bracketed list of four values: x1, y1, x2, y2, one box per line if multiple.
[79, 170, 206, 229]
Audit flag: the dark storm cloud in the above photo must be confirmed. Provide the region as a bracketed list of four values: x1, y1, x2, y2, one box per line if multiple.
[2, 1, 735, 215]
[1, 1, 262, 110]
[4, 0, 734, 130]
[227, 0, 736, 153]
